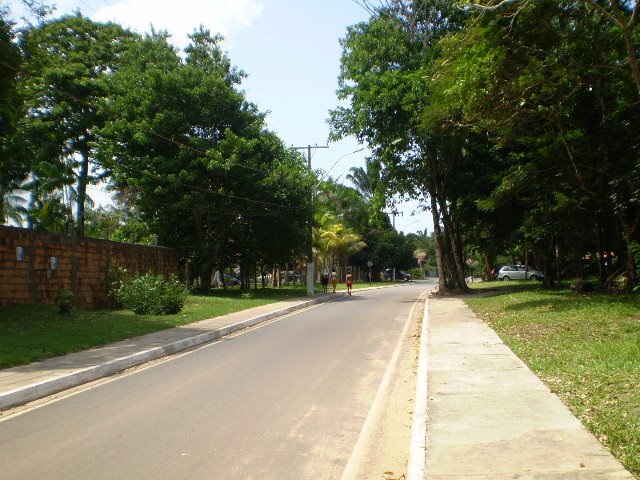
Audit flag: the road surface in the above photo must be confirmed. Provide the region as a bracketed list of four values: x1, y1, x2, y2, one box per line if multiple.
[0, 282, 431, 479]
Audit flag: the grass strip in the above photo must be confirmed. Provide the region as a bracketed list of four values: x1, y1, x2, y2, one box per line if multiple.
[465, 282, 640, 478]
[0, 281, 388, 369]
[0, 286, 311, 369]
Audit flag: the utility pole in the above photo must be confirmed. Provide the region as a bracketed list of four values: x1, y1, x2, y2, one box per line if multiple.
[294, 144, 329, 296]
[383, 208, 403, 230]
[388, 209, 402, 229]
[384, 209, 403, 282]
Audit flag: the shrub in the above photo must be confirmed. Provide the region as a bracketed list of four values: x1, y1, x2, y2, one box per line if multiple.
[631, 242, 640, 292]
[116, 273, 188, 315]
[409, 267, 422, 279]
[54, 287, 75, 315]
[103, 263, 129, 309]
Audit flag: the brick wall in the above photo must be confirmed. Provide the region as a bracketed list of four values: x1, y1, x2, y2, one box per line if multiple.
[0, 226, 179, 309]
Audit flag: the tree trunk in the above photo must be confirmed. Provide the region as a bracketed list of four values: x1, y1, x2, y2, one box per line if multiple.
[444, 195, 470, 290]
[541, 239, 556, 288]
[484, 252, 492, 280]
[427, 182, 447, 290]
[254, 264, 258, 290]
[597, 210, 606, 285]
[26, 187, 37, 229]
[75, 148, 89, 237]
[434, 182, 469, 291]
[199, 264, 213, 293]
[623, 220, 639, 290]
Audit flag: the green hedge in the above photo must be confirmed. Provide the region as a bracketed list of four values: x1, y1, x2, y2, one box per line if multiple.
[115, 273, 188, 315]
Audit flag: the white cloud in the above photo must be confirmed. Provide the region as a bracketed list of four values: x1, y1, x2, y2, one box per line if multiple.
[90, 0, 263, 49]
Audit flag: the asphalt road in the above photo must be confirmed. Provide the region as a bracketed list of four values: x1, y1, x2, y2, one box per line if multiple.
[0, 282, 429, 480]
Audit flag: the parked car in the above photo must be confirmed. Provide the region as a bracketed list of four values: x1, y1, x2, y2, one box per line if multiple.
[497, 265, 544, 281]
[384, 268, 412, 281]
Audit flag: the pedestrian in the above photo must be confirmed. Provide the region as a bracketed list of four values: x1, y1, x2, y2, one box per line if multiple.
[321, 269, 329, 293]
[330, 268, 338, 293]
[346, 270, 353, 296]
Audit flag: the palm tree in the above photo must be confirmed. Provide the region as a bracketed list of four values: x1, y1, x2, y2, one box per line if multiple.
[346, 156, 382, 200]
[319, 220, 366, 279]
[21, 157, 79, 232]
[1, 188, 27, 226]
[314, 212, 338, 272]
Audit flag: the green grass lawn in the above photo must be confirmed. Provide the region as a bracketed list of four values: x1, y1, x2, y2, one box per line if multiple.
[0, 285, 314, 369]
[465, 281, 640, 478]
[0, 281, 388, 370]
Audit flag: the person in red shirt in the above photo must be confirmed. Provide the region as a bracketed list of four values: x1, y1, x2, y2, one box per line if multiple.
[346, 270, 353, 296]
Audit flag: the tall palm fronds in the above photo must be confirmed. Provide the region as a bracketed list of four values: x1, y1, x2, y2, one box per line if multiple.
[346, 156, 382, 200]
[1, 188, 27, 226]
[315, 212, 367, 275]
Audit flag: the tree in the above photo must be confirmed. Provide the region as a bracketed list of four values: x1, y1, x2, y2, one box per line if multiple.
[331, 0, 472, 292]
[465, 0, 640, 92]
[314, 177, 418, 279]
[83, 204, 154, 244]
[97, 29, 311, 291]
[346, 156, 383, 201]
[316, 214, 366, 276]
[17, 14, 132, 235]
[0, 10, 27, 223]
[432, 0, 640, 287]
[584, 0, 640, 93]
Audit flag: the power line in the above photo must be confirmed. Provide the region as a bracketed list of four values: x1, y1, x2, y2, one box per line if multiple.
[0, 53, 302, 212]
[75, 0, 98, 14]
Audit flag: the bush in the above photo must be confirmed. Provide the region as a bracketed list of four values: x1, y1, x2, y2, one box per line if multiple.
[54, 287, 75, 315]
[115, 273, 188, 315]
[409, 267, 422, 279]
[631, 242, 640, 292]
[103, 263, 129, 309]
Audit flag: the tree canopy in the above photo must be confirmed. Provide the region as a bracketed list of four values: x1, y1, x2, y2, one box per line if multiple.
[3, 1, 639, 292]
[331, 0, 640, 291]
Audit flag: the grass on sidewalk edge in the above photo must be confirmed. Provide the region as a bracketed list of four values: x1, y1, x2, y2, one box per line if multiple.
[464, 281, 640, 478]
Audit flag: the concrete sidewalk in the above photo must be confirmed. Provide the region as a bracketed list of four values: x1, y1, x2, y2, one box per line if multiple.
[424, 297, 634, 479]
[0, 292, 346, 412]
[1, 288, 635, 479]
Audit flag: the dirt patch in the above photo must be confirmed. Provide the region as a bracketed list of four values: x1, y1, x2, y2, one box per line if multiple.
[355, 292, 427, 480]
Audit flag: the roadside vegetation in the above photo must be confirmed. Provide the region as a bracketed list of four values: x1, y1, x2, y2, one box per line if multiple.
[465, 282, 640, 478]
[0, 286, 310, 369]
[4, 2, 638, 296]
[0, 280, 380, 369]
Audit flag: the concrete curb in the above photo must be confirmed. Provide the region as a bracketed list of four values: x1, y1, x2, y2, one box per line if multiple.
[0, 291, 350, 411]
[407, 297, 429, 480]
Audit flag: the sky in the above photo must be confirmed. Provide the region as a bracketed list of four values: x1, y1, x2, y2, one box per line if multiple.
[6, 0, 433, 235]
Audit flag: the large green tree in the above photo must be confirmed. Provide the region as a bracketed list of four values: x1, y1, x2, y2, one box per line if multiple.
[0, 10, 26, 222]
[331, 0, 472, 291]
[97, 29, 311, 290]
[17, 14, 132, 235]
[433, 0, 640, 286]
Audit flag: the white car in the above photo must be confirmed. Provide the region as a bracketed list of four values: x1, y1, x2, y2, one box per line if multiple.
[497, 265, 544, 281]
